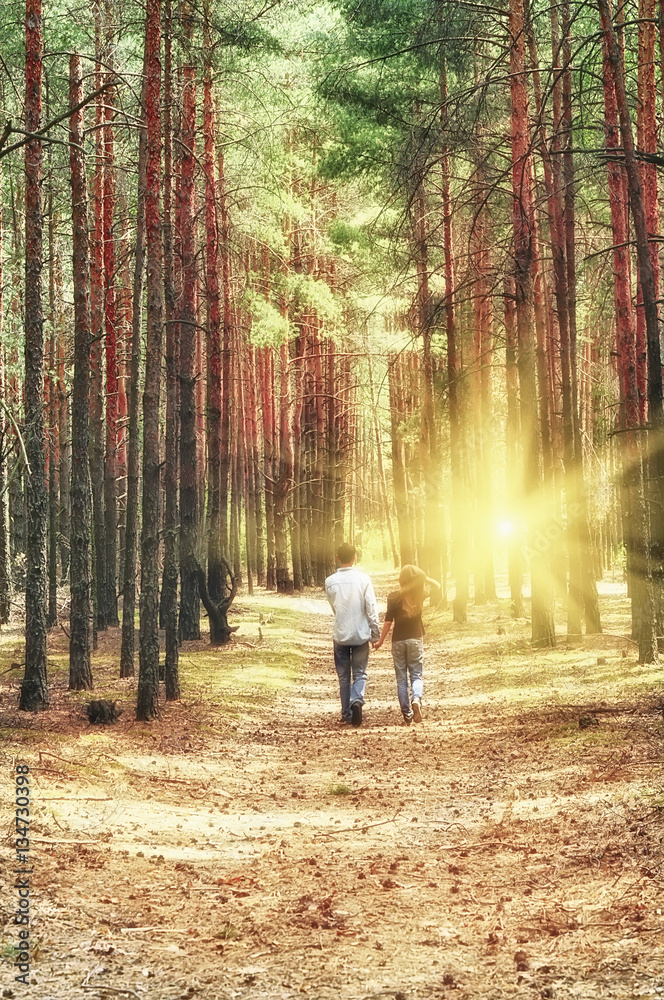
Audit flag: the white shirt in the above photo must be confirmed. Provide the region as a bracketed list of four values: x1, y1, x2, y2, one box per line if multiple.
[324, 566, 380, 645]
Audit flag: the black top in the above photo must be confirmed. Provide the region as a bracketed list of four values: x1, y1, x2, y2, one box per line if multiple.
[385, 591, 424, 642]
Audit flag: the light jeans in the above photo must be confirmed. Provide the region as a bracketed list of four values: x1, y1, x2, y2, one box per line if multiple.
[392, 638, 424, 718]
[333, 641, 369, 721]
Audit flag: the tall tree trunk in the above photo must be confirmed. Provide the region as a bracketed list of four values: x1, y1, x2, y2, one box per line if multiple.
[204, 1, 223, 620]
[0, 159, 11, 625]
[68, 53, 93, 692]
[237, 335, 253, 594]
[291, 329, 305, 592]
[638, 0, 664, 634]
[414, 176, 442, 587]
[601, 0, 637, 633]
[471, 150, 495, 604]
[311, 324, 325, 584]
[598, 0, 663, 663]
[504, 278, 524, 617]
[90, 2, 106, 636]
[57, 326, 70, 582]
[441, 59, 468, 622]
[247, 345, 265, 586]
[243, 346, 258, 593]
[162, 0, 180, 698]
[531, 7, 577, 625]
[368, 353, 398, 567]
[230, 363, 242, 585]
[388, 355, 415, 567]
[274, 342, 294, 593]
[217, 148, 232, 560]
[334, 347, 350, 555]
[116, 210, 130, 584]
[20, 0, 49, 711]
[7, 187, 24, 572]
[260, 346, 277, 588]
[137, 0, 163, 720]
[324, 333, 336, 577]
[46, 187, 58, 629]
[103, 43, 119, 627]
[119, 57, 147, 679]
[509, 0, 555, 649]
[178, 3, 200, 640]
[196, 316, 206, 524]
[564, 2, 601, 635]
[600, 0, 658, 662]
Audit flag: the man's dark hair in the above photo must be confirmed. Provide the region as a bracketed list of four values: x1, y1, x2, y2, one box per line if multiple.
[336, 542, 356, 565]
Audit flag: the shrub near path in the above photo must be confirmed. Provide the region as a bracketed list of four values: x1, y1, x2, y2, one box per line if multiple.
[0, 579, 663, 999]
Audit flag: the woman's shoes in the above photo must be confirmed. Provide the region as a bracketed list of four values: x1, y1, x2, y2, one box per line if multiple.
[411, 699, 422, 723]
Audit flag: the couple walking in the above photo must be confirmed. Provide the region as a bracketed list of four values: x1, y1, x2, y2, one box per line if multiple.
[324, 542, 439, 727]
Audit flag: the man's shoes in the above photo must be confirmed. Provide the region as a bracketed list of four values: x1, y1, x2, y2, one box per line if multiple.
[412, 699, 422, 723]
[351, 702, 362, 727]
[402, 713, 412, 726]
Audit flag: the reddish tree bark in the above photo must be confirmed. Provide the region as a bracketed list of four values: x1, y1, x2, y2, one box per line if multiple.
[601, 6, 662, 423]
[635, 0, 659, 424]
[68, 53, 93, 692]
[599, 0, 657, 663]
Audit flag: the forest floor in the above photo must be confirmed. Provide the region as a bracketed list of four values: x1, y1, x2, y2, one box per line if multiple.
[0, 572, 663, 1000]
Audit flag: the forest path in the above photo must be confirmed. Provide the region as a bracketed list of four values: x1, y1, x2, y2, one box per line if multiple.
[1, 580, 663, 999]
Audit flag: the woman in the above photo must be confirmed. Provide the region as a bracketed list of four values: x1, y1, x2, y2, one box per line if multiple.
[373, 565, 440, 724]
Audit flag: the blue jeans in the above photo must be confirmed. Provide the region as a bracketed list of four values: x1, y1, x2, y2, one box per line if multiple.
[392, 638, 424, 718]
[333, 642, 369, 721]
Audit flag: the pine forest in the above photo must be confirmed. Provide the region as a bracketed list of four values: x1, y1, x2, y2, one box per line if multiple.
[1, 1, 663, 996]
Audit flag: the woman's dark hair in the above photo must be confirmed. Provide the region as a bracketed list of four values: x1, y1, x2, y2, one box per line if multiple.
[336, 542, 356, 565]
[399, 564, 426, 617]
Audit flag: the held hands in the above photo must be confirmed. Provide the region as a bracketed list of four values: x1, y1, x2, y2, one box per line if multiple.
[372, 639, 383, 650]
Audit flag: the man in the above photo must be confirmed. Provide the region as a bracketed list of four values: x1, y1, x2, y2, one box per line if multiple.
[324, 542, 379, 727]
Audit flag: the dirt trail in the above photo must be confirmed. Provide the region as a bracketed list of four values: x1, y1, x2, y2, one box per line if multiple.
[1, 582, 663, 999]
